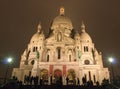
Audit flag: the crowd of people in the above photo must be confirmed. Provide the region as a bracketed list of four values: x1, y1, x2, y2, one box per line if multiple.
[9, 75, 110, 86]
[0, 75, 112, 89]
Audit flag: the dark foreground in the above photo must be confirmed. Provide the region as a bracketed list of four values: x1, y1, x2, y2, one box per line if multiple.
[0, 85, 109, 89]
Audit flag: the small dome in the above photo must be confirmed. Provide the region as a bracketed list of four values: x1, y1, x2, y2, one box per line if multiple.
[30, 23, 45, 43]
[80, 22, 92, 42]
[30, 33, 42, 42]
[80, 32, 92, 42]
[74, 32, 80, 37]
[30, 32, 45, 43]
[51, 7, 73, 30]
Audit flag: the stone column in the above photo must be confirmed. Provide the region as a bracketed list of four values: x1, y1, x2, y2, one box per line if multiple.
[63, 75, 66, 85]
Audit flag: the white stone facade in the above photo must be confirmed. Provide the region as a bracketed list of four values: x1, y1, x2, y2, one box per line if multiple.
[12, 7, 109, 85]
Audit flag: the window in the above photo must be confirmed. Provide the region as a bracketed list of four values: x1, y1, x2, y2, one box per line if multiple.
[26, 50, 30, 60]
[33, 47, 38, 52]
[84, 46, 85, 51]
[33, 47, 36, 52]
[84, 46, 88, 52]
[93, 75, 96, 83]
[86, 47, 88, 51]
[84, 60, 90, 65]
[69, 55, 71, 62]
[58, 48, 61, 59]
[31, 60, 35, 65]
[47, 55, 49, 62]
[36, 47, 38, 51]
[88, 71, 91, 81]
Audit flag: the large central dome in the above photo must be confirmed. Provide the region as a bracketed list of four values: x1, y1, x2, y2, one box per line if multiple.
[51, 7, 73, 30]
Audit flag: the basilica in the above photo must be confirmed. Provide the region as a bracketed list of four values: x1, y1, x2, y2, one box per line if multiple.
[12, 7, 109, 85]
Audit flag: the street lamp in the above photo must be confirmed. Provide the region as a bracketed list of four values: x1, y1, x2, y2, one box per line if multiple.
[108, 57, 115, 83]
[4, 57, 13, 84]
[108, 57, 114, 63]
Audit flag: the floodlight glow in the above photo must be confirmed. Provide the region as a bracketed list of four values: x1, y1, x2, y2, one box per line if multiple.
[108, 57, 114, 63]
[7, 57, 12, 63]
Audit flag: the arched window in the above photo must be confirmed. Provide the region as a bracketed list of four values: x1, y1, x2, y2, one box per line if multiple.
[84, 46, 88, 52]
[69, 55, 71, 62]
[33, 47, 36, 52]
[36, 47, 38, 51]
[84, 60, 90, 65]
[47, 55, 49, 62]
[93, 75, 96, 83]
[33, 47, 38, 52]
[88, 71, 91, 81]
[31, 60, 35, 65]
[58, 48, 61, 59]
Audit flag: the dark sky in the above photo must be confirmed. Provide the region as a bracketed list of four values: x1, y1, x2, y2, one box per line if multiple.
[0, 0, 120, 78]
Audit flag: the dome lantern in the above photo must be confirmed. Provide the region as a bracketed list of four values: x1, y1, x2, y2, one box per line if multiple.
[51, 7, 73, 30]
[81, 21, 85, 32]
[37, 22, 41, 33]
[60, 7, 65, 16]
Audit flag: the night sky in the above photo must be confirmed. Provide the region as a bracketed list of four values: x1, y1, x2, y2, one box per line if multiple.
[0, 0, 120, 78]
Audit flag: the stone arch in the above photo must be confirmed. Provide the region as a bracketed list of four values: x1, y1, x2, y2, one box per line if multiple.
[40, 69, 48, 81]
[54, 69, 62, 81]
[67, 69, 76, 80]
[84, 60, 90, 65]
[28, 58, 36, 65]
[82, 57, 92, 64]
[31, 60, 35, 65]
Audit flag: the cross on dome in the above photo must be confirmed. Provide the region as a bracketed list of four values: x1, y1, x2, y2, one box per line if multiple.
[60, 7, 65, 15]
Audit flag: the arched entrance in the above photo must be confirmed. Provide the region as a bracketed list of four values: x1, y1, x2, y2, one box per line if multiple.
[67, 69, 76, 85]
[54, 69, 62, 84]
[40, 69, 48, 84]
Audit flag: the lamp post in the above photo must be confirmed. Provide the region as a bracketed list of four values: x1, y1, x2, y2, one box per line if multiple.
[108, 57, 115, 83]
[4, 57, 13, 84]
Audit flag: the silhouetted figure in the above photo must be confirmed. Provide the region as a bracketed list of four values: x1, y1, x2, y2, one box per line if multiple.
[34, 76, 38, 85]
[66, 77, 69, 85]
[24, 75, 30, 85]
[101, 78, 109, 86]
[59, 76, 62, 85]
[36, 76, 39, 85]
[24, 75, 27, 84]
[39, 78, 43, 86]
[89, 80, 93, 86]
[50, 75, 52, 85]
[77, 77, 80, 85]
[96, 81, 100, 86]
[19, 80, 22, 86]
[82, 77, 86, 86]
[30, 76, 33, 85]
